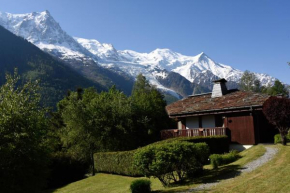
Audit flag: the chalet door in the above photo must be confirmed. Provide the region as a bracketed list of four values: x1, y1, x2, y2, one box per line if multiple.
[224, 114, 255, 145]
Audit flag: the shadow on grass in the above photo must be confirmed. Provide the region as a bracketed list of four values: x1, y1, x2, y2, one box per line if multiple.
[154, 165, 243, 193]
[42, 176, 89, 193]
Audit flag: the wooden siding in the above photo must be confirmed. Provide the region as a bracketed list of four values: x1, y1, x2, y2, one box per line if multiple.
[224, 113, 255, 145]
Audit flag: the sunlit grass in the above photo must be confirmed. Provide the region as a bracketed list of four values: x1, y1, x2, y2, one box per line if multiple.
[210, 144, 290, 193]
[47, 145, 270, 193]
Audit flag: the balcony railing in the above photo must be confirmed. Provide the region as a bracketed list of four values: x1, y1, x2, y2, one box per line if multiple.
[160, 127, 226, 140]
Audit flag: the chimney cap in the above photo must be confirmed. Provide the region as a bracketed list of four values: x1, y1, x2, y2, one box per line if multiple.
[213, 78, 227, 83]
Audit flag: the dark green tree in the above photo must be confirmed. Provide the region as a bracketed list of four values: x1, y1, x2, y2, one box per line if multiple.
[131, 74, 171, 146]
[57, 87, 134, 175]
[0, 70, 49, 193]
[266, 80, 289, 97]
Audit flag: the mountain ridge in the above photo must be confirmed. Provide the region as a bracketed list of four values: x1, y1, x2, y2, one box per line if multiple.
[0, 25, 105, 107]
[0, 10, 278, 99]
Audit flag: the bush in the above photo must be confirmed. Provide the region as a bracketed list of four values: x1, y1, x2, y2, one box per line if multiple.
[94, 136, 225, 177]
[130, 179, 151, 193]
[209, 150, 240, 169]
[274, 133, 290, 144]
[94, 150, 142, 177]
[133, 141, 209, 186]
[154, 135, 229, 154]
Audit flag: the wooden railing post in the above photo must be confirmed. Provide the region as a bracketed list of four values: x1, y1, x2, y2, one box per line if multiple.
[160, 127, 226, 140]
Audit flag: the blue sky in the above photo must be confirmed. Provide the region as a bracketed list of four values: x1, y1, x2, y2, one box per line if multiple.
[1, 0, 289, 83]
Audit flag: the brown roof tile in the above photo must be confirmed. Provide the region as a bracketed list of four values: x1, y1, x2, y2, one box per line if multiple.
[166, 90, 270, 117]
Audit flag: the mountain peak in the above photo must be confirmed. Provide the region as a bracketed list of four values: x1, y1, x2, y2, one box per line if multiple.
[44, 10, 50, 15]
[197, 52, 206, 57]
[196, 52, 212, 62]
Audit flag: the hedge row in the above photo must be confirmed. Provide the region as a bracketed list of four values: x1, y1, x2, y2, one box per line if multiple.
[94, 136, 229, 176]
[155, 135, 229, 154]
[209, 150, 240, 169]
[94, 150, 142, 176]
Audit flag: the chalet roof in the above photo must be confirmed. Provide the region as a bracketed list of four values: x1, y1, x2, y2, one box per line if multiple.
[166, 90, 270, 117]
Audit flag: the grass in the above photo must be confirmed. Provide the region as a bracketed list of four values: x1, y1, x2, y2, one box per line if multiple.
[46, 144, 275, 193]
[45, 174, 164, 193]
[209, 144, 290, 193]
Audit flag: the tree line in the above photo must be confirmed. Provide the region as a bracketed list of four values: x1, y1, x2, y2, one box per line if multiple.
[0, 72, 172, 192]
[239, 70, 289, 97]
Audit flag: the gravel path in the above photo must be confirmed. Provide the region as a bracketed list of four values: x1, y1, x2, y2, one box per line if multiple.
[183, 146, 278, 192]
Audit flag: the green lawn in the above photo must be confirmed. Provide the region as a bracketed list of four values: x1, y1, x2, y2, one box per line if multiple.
[47, 144, 270, 193]
[210, 144, 290, 193]
[46, 174, 164, 193]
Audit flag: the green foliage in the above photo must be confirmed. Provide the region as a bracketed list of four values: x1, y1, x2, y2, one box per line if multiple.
[0, 71, 49, 193]
[239, 70, 262, 92]
[265, 80, 289, 97]
[93, 136, 227, 178]
[209, 150, 240, 169]
[130, 179, 151, 193]
[130, 74, 171, 146]
[56, 74, 171, 171]
[56, 86, 135, 175]
[94, 150, 142, 177]
[155, 135, 229, 154]
[133, 141, 209, 186]
[274, 133, 290, 144]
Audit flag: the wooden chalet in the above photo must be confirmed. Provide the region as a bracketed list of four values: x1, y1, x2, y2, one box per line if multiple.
[162, 79, 276, 145]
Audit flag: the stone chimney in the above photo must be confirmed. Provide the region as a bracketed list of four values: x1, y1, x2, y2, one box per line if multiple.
[211, 78, 228, 98]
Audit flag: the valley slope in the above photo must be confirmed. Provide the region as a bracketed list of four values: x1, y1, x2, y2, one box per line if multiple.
[0, 25, 104, 107]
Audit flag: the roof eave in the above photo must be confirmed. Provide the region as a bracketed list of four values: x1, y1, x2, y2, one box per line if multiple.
[168, 105, 263, 118]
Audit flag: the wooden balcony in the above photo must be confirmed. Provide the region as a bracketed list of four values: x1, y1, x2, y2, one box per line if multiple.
[160, 127, 226, 140]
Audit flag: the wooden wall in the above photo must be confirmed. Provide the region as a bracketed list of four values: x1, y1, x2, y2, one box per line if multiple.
[224, 112, 256, 145]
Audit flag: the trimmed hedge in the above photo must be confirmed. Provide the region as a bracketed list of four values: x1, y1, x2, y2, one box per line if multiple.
[94, 150, 142, 176]
[209, 150, 240, 169]
[154, 135, 229, 154]
[94, 136, 228, 176]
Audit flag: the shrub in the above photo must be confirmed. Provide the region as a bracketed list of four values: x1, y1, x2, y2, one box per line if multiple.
[94, 150, 142, 176]
[94, 136, 225, 177]
[154, 135, 229, 154]
[130, 179, 151, 193]
[209, 150, 240, 169]
[274, 133, 290, 144]
[133, 141, 209, 186]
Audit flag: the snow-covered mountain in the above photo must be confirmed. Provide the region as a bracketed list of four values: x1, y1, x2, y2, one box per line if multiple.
[0, 10, 277, 99]
[0, 10, 96, 67]
[0, 10, 137, 95]
[75, 36, 276, 90]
